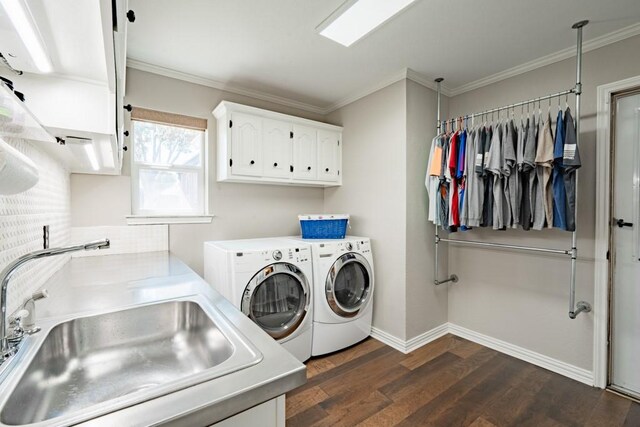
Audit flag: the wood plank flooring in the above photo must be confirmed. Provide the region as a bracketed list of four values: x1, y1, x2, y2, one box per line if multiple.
[286, 335, 640, 427]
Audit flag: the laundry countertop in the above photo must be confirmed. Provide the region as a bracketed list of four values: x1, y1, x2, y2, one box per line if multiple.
[2, 251, 306, 426]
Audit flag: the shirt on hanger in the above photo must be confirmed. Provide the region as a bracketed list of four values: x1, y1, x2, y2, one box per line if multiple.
[465, 127, 484, 227]
[534, 112, 554, 229]
[481, 126, 494, 227]
[426, 135, 443, 224]
[504, 119, 517, 228]
[552, 108, 568, 230]
[526, 114, 538, 230]
[562, 107, 581, 232]
[518, 118, 532, 230]
[487, 122, 505, 229]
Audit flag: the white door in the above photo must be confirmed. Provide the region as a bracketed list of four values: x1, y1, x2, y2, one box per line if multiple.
[292, 125, 317, 180]
[263, 119, 293, 179]
[317, 130, 340, 182]
[610, 90, 640, 399]
[231, 113, 262, 177]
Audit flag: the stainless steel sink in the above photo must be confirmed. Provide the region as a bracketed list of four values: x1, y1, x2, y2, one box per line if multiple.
[0, 298, 262, 426]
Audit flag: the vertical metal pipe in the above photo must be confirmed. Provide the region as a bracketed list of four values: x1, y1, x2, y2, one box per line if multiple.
[569, 20, 588, 318]
[434, 78, 444, 285]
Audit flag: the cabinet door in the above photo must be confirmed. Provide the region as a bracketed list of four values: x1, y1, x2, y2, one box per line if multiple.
[292, 125, 317, 180]
[263, 119, 293, 179]
[317, 130, 341, 182]
[231, 113, 262, 177]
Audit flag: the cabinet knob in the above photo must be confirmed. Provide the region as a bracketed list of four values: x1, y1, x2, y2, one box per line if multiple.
[325, 168, 329, 172]
[273, 162, 278, 167]
[307, 166, 311, 171]
[250, 160, 255, 165]
[127, 10, 136, 22]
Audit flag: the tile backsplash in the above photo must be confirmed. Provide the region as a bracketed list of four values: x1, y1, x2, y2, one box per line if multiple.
[70, 225, 168, 257]
[0, 139, 70, 314]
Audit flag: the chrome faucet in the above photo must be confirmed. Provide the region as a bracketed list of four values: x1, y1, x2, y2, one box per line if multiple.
[0, 239, 110, 360]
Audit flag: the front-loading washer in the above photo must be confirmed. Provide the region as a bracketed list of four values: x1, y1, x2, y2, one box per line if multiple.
[204, 238, 313, 362]
[288, 236, 374, 356]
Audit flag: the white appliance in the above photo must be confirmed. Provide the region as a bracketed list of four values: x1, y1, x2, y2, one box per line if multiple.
[204, 238, 313, 362]
[289, 236, 374, 356]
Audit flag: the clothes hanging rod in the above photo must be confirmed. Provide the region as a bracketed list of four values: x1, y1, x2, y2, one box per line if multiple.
[432, 20, 592, 320]
[440, 88, 576, 126]
[436, 237, 571, 256]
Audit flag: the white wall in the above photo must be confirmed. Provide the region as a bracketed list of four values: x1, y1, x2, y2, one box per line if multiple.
[325, 80, 409, 340]
[71, 68, 326, 276]
[446, 34, 640, 370]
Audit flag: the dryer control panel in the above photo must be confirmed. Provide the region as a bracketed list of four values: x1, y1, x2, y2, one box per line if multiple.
[317, 239, 371, 256]
[234, 246, 311, 268]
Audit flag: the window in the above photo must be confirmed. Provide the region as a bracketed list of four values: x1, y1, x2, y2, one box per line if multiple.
[129, 108, 211, 223]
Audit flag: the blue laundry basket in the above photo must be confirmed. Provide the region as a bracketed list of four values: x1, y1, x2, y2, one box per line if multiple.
[299, 214, 350, 239]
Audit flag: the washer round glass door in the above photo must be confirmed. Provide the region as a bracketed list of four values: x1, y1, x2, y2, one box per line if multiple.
[325, 253, 373, 318]
[241, 263, 310, 340]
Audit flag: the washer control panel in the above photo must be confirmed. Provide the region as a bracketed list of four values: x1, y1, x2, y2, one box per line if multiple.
[234, 247, 310, 264]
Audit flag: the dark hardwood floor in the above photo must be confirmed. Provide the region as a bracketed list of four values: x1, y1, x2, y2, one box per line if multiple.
[286, 334, 640, 427]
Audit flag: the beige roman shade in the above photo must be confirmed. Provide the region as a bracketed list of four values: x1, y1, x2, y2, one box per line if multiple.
[131, 107, 207, 131]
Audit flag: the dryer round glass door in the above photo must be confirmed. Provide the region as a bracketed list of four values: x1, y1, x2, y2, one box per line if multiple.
[241, 263, 310, 340]
[325, 253, 373, 318]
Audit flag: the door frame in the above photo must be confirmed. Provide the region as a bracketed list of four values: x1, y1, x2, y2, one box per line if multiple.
[594, 75, 640, 388]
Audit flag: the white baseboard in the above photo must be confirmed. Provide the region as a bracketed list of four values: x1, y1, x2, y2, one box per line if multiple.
[371, 323, 449, 354]
[370, 322, 594, 386]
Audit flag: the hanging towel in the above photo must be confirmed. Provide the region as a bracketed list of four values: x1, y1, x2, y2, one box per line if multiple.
[562, 107, 581, 232]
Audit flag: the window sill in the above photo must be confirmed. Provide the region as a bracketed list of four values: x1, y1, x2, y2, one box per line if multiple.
[126, 215, 215, 225]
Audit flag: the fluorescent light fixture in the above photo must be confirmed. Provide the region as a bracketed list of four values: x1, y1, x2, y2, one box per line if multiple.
[318, 0, 418, 47]
[0, 0, 53, 73]
[67, 137, 100, 171]
[83, 143, 100, 171]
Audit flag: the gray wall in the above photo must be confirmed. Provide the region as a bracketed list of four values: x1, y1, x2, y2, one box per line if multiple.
[325, 81, 409, 340]
[405, 80, 448, 338]
[446, 34, 640, 370]
[71, 68, 326, 276]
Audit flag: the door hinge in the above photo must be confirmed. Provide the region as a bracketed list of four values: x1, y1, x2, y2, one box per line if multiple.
[229, 120, 233, 128]
[606, 250, 610, 260]
[290, 131, 294, 139]
[290, 165, 294, 172]
[229, 158, 233, 167]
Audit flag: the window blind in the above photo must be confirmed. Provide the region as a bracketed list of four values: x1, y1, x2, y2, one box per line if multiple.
[131, 107, 207, 131]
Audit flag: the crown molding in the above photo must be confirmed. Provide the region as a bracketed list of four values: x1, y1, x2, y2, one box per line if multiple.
[126, 58, 328, 115]
[448, 22, 640, 97]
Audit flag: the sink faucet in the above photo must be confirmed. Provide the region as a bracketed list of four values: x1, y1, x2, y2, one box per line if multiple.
[0, 239, 110, 360]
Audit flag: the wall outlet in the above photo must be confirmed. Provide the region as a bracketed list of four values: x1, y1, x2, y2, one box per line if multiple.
[43, 225, 49, 249]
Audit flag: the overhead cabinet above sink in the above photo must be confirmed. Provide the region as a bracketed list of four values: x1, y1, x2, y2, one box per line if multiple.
[0, 0, 130, 175]
[214, 101, 343, 187]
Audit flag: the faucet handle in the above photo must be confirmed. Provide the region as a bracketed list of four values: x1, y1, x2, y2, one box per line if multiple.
[8, 309, 29, 325]
[31, 289, 48, 301]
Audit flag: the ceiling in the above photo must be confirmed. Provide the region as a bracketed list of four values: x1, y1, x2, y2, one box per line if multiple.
[127, 0, 640, 112]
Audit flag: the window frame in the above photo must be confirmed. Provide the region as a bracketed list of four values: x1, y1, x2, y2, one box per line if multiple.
[128, 109, 212, 224]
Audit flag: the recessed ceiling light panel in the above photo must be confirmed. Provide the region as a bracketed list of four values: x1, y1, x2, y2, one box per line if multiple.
[317, 0, 418, 47]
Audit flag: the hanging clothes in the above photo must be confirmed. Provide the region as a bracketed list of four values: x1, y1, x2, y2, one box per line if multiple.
[503, 119, 517, 228]
[426, 134, 444, 225]
[481, 126, 494, 227]
[448, 130, 460, 229]
[533, 113, 553, 230]
[487, 122, 505, 230]
[462, 127, 484, 227]
[525, 114, 538, 230]
[552, 108, 568, 230]
[518, 117, 532, 230]
[562, 107, 581, 232]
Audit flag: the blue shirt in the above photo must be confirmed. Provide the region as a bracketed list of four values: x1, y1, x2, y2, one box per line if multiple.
[552, 109, 567, 230]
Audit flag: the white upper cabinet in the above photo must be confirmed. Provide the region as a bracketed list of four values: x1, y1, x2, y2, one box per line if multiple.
[263, 119, 293, 179]
[292, 125, 317, 181]
[318, 130, 341, 182]
[214, 101, 342, 187]
[231, 113, 263, 177]
[0, 0, 129, 175]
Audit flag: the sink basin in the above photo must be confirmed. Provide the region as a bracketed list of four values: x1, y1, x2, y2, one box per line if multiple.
[0, 298, 262, 426]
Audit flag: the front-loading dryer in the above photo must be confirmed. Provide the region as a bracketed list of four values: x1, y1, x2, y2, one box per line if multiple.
[204, 238, 313, 362]
[288, 236, 374, 356]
